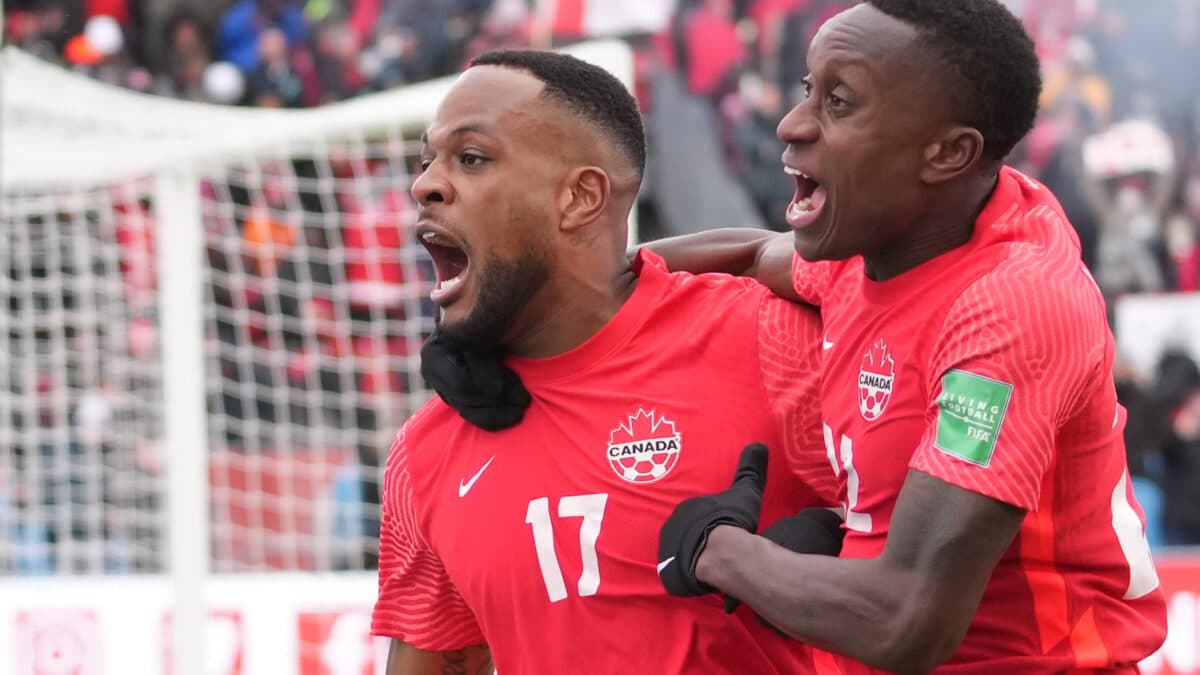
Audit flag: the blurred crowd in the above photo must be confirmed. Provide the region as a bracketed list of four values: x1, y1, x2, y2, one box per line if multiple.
[4, 0, 1200, 571]
[6, 0, 1199, 286]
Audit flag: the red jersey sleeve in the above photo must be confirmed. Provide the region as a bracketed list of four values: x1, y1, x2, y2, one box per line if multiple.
[790, 253, 835, 306]
[909, 258, 1107, 510]
[757, 292, 839, 505]
[371, 425, 486, 649]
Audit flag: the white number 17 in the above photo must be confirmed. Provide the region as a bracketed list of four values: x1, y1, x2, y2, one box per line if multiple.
[524, 493, 609, 603]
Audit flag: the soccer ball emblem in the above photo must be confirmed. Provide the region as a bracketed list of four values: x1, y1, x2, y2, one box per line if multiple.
[858, 340, 896, 422]
[606, 410, 682, 484]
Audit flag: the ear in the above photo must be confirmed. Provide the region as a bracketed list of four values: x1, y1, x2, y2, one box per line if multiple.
[919, 126, 985, 185]
[559, 166, 610, 234]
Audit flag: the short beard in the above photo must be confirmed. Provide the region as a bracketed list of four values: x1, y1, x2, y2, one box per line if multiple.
[437, 248, 551, 352]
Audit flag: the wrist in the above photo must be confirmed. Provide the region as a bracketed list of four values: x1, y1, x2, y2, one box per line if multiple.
[695, 524, 750, 588]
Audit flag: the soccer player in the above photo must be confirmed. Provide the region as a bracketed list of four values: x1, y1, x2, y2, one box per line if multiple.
[652, 1, 1169, 673]
[371, 50, 841, 674]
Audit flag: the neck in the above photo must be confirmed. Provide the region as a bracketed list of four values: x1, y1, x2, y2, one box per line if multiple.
[504, 254, 638, 359]
[863, 173, 999, 281]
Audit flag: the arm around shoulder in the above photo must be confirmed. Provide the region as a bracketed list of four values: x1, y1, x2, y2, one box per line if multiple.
[386, 641, 493, 675]
[697, 471, 1025, 674]
[639, 229, 799, 300]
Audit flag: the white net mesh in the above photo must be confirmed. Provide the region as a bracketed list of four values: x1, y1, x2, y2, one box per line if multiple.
[1, 180, 164, 574]
[0, 41, 636, 575]
[200, 142, 432, 572]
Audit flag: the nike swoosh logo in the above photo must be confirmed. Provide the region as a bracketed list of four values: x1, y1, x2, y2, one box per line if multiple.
[822, 339, 835, 350]
[458, 456, 496, 498]
[656, 557, 676, 574]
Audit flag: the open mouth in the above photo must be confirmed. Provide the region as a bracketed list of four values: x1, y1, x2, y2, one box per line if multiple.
[784, 166, 828, 229]
[417, 224, 470, 305]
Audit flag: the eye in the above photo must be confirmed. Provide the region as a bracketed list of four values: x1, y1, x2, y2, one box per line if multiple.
[419, 157, 433, 172]
[460, 152, 487, 167]
[801, 78, 814, 99]
[827, 92, 849, 113]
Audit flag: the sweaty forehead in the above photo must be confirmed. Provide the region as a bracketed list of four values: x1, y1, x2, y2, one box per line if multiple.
[809, 4, 923, 77]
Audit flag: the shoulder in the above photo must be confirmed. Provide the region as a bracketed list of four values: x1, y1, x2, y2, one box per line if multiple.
[640, 243, 766, 299]
[652, 265, 773, 326]
[385, 398, 461, 473]
[945, 166, 1104, 340]
[956, 237, 1106, 335]
[664, 268, 822, 343]
[663, 266, 769, 301]
[931, 242, 1109, 385]
[757, 291, 823, 355]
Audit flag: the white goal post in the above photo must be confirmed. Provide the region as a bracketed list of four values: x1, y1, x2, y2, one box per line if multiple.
[0, 39, 633, 675]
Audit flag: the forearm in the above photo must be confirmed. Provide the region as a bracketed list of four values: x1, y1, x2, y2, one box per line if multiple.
[386, 640, 493, 675]
[640, 228, 780, 276]
[696, 527, 956, 675]
[640, 229, 799, 300]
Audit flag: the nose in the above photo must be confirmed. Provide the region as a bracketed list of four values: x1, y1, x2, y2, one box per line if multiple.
[777, 96, 819, 146]
[411, 161, 454, 206]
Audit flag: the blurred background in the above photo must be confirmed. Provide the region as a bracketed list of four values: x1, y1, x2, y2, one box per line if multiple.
[2, 1, 1200, 673]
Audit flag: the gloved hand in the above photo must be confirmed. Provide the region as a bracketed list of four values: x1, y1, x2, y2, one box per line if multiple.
[420, 330, 531, 431]
[658, 443, 769, 597]
[723, 507, 845, 617]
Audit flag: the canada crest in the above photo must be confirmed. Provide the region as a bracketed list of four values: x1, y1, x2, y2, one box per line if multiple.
[858, 340, 896, 421]
[606, 409, 682, 484]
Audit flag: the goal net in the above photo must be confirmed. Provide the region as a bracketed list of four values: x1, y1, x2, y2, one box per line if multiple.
[0, 39, 635, 578]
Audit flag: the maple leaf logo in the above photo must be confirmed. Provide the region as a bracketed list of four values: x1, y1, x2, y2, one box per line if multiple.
[609, 409, 677, 444]
[862, 340, 895, 376]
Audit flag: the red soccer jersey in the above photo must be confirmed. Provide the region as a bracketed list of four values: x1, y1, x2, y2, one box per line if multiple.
[792, 167, 1168, 673]
[373, 251, 836, 674]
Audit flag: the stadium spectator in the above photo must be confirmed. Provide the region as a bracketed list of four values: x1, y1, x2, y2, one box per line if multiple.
[247, 26, 312, 107]
[1020, 0, 1082, 64]
[218, 0, 308, 73]
[1040, 37, 1112, 126]
[1092, 175, 1170, 297]
[1166, 169, 1200, 291]
[1115, 356, 1167, 548]
[727, 74, 796, 231]
[311, 20, 365, 103]
[674, 0, 747, 101]
[160, 11, 214, 100]
[242, 198, 296, 277]
[1157, 349, 1200, 545]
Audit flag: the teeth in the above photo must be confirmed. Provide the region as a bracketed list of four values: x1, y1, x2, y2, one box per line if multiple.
[421, 231, 457, 247]
[436, 274, 465, 292]
[434, 273, 465, 296]
[784, 166, 810, 179]
[789, 199, 814, 219]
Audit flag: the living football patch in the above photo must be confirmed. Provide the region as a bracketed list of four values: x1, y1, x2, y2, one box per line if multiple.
[934, 370, 1012, 466]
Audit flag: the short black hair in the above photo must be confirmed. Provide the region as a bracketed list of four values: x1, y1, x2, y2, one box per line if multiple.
[868, 0, 1042, 162]
[468, 49, 647, 176]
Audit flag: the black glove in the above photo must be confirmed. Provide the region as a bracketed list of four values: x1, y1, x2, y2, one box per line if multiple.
[419, 330, 531, 432]
[723, 507, 845, 616]
[658, 443, 770, 597]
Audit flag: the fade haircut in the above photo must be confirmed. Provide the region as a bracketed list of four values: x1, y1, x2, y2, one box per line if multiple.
[468, 49, 647, 176]
[868, 0, 1042, 163]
